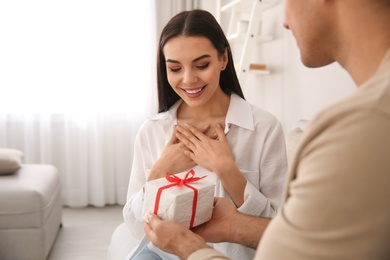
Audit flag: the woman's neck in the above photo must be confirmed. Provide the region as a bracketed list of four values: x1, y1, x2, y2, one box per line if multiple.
[177, 91, 230, 121]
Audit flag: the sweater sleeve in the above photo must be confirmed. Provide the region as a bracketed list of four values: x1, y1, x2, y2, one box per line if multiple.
[188, 248, 231, 260]
[256, 111, 390, 259]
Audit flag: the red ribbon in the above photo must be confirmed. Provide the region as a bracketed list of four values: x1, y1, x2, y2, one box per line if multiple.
[153, 169, 206, 228]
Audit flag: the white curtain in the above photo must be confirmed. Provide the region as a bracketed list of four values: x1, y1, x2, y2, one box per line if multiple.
[0, 1, 157, 207]
[155, 0, 198, 34]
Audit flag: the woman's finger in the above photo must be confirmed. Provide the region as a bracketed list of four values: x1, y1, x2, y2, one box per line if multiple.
[184, 123, 209, 142]
[214, 123, 227, 142]
[176, 131, 197, 151]
[167, 126, 179, 145]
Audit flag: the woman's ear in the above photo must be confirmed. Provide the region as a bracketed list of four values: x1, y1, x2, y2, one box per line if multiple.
[221, 48, 228, 70]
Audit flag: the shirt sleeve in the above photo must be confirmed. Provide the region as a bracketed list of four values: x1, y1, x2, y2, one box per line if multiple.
[188, 248, 231, 260]
[239, 120, 288, 218]
[123, 124, 149, 234]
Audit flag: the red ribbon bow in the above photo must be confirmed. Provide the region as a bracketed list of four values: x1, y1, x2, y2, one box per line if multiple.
[153, 169, 206, 228]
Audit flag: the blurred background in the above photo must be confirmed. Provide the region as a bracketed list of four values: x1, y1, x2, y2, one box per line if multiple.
[0, 0, 354, 208]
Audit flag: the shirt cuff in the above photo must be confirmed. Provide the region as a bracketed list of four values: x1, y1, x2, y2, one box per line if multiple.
[238, 181, 268, 216]
[132, 189, 145, 221]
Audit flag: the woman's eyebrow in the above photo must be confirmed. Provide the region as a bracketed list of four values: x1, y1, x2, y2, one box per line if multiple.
[193, 54, 211, 62]
[166, 59, 180, 64]
[166, 54, 211, 64]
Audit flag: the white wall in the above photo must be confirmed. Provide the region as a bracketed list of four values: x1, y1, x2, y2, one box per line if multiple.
[200, 1, 356, 132]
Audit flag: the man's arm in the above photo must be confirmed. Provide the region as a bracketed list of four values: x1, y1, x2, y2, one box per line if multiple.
[144, 197, 271, 259]
[193, 197, 271, 249]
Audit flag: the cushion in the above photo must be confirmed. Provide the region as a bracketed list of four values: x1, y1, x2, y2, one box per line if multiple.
[0, 148, 24, 175]
[0, 164, 61, 229]
[0, 164, 63, 260]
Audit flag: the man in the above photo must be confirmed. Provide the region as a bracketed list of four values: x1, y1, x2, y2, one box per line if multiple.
[144, 0, 390, 259]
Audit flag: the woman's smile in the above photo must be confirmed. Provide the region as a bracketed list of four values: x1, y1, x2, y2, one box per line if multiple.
[181, 85, 207, 97]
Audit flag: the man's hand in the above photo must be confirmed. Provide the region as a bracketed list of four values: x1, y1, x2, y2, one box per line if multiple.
[192, 197, 237, 243]
[193, 197, 271, 249]
[144, 214, 210, 259]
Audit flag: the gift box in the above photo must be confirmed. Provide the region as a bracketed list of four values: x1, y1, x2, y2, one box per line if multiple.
[142, 170, 215, 228]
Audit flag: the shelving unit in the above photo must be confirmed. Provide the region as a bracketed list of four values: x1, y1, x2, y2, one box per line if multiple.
[217, 0, 281, 87]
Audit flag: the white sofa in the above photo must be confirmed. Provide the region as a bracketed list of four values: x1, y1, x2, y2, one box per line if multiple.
[0, 149, 62, 260]
[107, 125, 306, 260]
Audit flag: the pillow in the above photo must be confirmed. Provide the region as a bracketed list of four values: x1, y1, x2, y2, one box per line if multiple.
[0, 148, 24, 175]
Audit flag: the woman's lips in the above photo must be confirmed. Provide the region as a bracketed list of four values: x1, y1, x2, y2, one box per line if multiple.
[182, 85, 206, 98]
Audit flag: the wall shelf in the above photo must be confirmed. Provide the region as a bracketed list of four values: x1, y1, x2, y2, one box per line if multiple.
[218, 0, 281, 87]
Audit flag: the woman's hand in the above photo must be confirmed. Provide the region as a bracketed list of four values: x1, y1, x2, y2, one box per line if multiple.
[176, 123, 247, 207]
[175, 123, 234, 173]
[147, 126, 197, 181]
[148, 125, 213, 181]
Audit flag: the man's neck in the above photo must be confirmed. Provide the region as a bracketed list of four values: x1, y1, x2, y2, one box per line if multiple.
[336, 1, 390, 86]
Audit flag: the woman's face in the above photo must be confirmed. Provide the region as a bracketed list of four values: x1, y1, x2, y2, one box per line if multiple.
[163, 36, 227, 108]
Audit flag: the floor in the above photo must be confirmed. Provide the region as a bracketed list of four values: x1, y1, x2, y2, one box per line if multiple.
[47, 205, 123, 260]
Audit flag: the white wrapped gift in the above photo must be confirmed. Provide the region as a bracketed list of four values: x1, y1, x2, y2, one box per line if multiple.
[142, 170, 215, 228]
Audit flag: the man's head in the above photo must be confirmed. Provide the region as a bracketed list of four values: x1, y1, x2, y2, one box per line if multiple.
[283, 0, 390, 71]
[283, 0, 337, 68]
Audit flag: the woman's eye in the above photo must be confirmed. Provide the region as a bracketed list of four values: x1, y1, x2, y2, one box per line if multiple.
[196, 63, 209, 70]
[168, 67, 181, 72]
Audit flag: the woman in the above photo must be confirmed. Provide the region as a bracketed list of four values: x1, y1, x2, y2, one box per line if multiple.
[123, 9, 287, 260]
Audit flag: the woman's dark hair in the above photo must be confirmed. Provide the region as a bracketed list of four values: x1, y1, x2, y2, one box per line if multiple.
[157, 9, 245, 113]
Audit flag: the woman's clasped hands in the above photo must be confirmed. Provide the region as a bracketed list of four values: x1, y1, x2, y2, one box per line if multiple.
[147, 123, 233, 181]
[175, 123, 234, 174]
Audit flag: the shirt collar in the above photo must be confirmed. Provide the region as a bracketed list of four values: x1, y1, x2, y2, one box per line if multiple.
[149, 100, 181, 122]
[226, 93, 255, 131]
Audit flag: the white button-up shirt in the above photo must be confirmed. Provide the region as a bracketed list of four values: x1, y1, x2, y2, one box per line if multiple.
[123, 94, 288, 260]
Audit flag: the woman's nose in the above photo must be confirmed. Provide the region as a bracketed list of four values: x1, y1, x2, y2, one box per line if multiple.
[182, 70, 198, 84]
